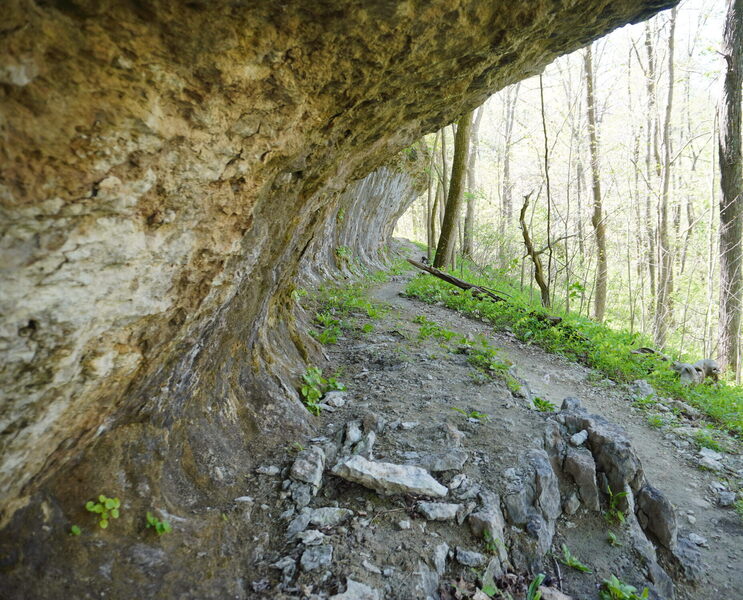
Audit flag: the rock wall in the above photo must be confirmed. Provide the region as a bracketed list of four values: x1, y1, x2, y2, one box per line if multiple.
[0, 0, 676, 523]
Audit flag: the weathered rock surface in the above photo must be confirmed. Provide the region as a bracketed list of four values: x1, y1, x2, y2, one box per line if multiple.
[564, 446, 601, 511]
[636, 484, 678, 550]
[0, 0, 676, 531]
[332, 455, 448, 497]
[290, 446, 326, 489]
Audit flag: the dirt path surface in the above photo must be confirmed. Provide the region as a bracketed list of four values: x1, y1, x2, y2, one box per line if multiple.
[369, 257, 742, 596]
[241, 242, 742, 600]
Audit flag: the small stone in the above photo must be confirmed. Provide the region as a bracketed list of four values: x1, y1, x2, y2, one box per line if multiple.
[569, 430, 588, 446]
[698, 456, 723, 471]
[398, 519, 411, 530]
[455, 547, 486, 567]
[290, 446, 326, 489]
[382, 567, 394, 577]
[631, 379, 655, 398]
[699, 447, 723, 461]
[449, 473, 467, 489]
[561, 397, 583, 411]
[329, 578, 380, 600]
[256, 465, 280, 475]
[687, 532, 708, 547]
[687, 515, 697, 525]
[362, 559, 382, 574]
[344, 421, 363, 446]
[433, 542, 449, 575]
[297, 530, 326, 545]
[417, 501, 461, 521]
[539, 587, 575, 600]
[718, 491, 736, 507]
[234, 496, 254, 503]
[308, 507, 354, 527]
[401, 421, 419, 430]
[300, 545, 333, 571]
[324, 391, 348, 407]
[563, 491, 580, 515]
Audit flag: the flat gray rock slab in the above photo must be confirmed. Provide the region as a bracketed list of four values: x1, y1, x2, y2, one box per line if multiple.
[417, 501, 461, 521]
[333, 455, 448, 497]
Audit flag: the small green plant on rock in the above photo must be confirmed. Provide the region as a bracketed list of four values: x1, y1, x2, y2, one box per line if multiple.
[559, 544, 592, 573]
[69, 525, 81, 536]
[451, 407, 489, 421]
[300, 366, 346, 415]
[646, 414, 664, 429]
[607, 531, 622, 547]
[526, 573, 546, 600]
[693, 428, 722, 451]
[533, 397, 556, 412]
[482, 530, 503, 555]
[146, 511, 172, 535]
[85, 494, 120, 529]
[599, 575, 649, 600]
[605, 485, 629, 525]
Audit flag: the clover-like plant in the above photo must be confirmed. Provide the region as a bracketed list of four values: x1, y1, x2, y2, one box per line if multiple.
[85, 495, 120, 529]
[146, 511, 172, 535]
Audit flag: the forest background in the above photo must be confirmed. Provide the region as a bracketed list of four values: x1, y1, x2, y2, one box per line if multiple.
[396, 0, 742, 383]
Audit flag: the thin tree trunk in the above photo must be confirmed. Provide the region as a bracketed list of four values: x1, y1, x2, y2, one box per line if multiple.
[434, 111, 474, 269]
[718, 0, 743, 378]
[584, 45, 608, 322]
[645, 22, 659, 316]
[463, 106, 484, 257]
[520, 193, 551, 307]
[654, 8, 677, 348]
[540, 74, 555, 306]
[426, 132, 440, 261]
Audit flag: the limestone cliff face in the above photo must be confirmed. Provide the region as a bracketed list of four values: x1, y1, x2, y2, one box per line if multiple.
[1, 0, 675, 524]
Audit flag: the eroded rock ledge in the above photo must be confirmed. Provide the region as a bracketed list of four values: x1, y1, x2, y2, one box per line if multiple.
[1, 0, 675, 524]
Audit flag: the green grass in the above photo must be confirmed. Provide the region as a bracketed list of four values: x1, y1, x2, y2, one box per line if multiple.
[404, 267, 743, 437]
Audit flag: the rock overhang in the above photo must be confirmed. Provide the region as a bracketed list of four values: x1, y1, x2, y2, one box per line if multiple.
[0, 0, 677, 523]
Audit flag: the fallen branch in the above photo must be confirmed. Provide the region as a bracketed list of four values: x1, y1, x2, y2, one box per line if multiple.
[407, 259, 506, 302]
[406, 258, 563, 326]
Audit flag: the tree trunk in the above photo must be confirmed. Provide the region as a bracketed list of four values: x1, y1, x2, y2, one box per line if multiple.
[426, 132, 440, 261]
[499, 84, 519, 266]
[434, 111, 474, 269]
[654, 8, 676, 347]
[463, 106, 484, 258]
[584, 45, 608, 322]
[718, 0, 743, 377]
[645, 22, 659, 315]
[519, 193, 551, 307]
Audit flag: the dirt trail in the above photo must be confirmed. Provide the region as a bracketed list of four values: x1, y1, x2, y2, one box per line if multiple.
[233, 242, 743, 600]
[361, 248, 742, 598]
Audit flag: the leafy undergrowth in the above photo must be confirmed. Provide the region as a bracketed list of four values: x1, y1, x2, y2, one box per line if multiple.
[302, 258, 410, 343]
[404, 267, 743, 437]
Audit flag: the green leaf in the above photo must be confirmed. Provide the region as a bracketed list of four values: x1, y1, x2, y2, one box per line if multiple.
[85, 501, 96, 512]
[98, 495, 106, 503]
[69, 525, 81, 536]
[110, 508, 120, 519]
[105, 498, 116, 509]
[92, 504, 104, 514]
[99, 519, 108, 529]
